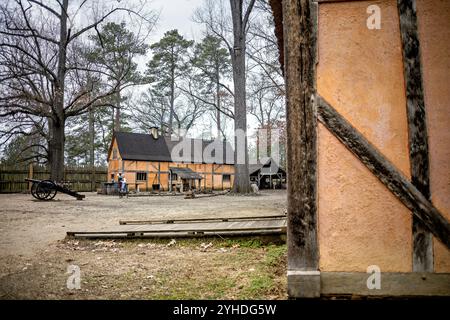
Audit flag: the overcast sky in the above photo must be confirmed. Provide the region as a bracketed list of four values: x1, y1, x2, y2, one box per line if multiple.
[150, 0, 205, 43]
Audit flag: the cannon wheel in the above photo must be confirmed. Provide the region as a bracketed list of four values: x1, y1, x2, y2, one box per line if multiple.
[35, 180, 57, 201]
[31, 182, 40, 200]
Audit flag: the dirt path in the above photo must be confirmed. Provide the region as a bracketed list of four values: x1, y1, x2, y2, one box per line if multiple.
[0, 190, 286, 257]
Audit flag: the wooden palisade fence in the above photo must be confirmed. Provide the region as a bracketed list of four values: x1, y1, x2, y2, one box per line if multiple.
[0, 164, 107, 193]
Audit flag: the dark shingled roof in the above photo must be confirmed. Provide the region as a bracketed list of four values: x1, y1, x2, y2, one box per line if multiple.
[112, 131, 234, 164]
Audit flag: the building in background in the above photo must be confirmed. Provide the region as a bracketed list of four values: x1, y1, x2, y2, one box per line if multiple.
[107, 130, 234, 192]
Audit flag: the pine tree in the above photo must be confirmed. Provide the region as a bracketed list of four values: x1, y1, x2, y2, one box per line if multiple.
[87, 22, 147, 132]
[146, 30, 194, 136]
[193, 35, 232, 138]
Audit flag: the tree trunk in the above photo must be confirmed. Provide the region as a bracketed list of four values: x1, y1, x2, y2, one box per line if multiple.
[216, 64, 221, 139]
[49, 0, 68, 182]
[89, 105, 95, 191]
[49, 117, 65, 182]
[169, 55, 175, 136]
[230, 0, 251, 193]
[114, 91, 121, 132]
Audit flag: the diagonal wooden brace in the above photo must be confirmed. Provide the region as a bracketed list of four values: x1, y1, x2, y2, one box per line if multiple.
[315, 95, 450, 249]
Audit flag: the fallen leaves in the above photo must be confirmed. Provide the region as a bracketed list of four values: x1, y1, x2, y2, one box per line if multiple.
[167, 239, 176, 247]
[199, 242, 213, 252]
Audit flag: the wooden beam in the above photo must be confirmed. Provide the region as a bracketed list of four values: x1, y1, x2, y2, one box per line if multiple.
[284, 0, 320, 297]
[211, 164, 214, 191]
[158, 162, 161, 193]
[145, 162, 149, 192]
[321, 272, 450, 297]
[316, 95, 450, 249]
[397, 0, 433, 272]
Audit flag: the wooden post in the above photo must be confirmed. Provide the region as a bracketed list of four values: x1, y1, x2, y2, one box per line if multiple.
[211, 164, 215, 191]
[269, 170, 272, 189]
[257, 172, 261, 188]
[397, 0, 433, 272]
[28, 163, 33, 192]
[284, 0, 320, 298]
[146, 162, 149, 191]
[91, 166, 96, 192]
[158, 162, 161, 193]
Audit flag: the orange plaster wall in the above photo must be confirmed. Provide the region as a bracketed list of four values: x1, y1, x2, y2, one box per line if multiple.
[317, 0, 412, 272]
[416, 0, 450, 272]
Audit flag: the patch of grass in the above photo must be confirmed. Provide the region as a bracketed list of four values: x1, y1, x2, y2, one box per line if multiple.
[244, 274, 274, 297]
[264, 244, 287, 268]
[223, 239, 263, 248]
[203, 277, 237, 299]
[152, 275, 236, 300]
[239, 244, 287, 299]
[118, 236, 284, 249]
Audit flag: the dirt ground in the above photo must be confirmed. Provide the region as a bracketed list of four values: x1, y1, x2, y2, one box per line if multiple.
[0, 190, 288, 299]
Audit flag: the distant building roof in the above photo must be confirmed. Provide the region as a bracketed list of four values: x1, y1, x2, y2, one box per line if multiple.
[249, 157, 285, 176]
[110, 131, 234, 164]
[169, 167, 203, 180]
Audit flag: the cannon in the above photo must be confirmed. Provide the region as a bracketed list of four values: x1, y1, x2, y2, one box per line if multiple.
[25, 179, 85, 201]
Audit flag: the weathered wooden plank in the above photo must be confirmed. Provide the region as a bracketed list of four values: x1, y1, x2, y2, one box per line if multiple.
[321, 272, 450, 297]
[397, 0, 433, 272]
[316, 95, 450, 249]
[68, 230, 286, 239]
[67, 218, 287, 238]
[119, 215, 286, 225]
[284, 0, 320, 298]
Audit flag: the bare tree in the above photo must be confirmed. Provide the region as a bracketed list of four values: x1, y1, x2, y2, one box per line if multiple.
[0, 0, 157, 181]
[248, 73, 284, 129]
[178, 73, 235, 135]
[131, 89, 170, 133]
[131, 86, 206, 137]
[246, 0, 283, 91]
[194, 0, 256, 193]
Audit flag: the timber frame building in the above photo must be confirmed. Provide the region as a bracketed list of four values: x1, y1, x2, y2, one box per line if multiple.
[269, 0, 450, 297]
[107, 131, 235, 192]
